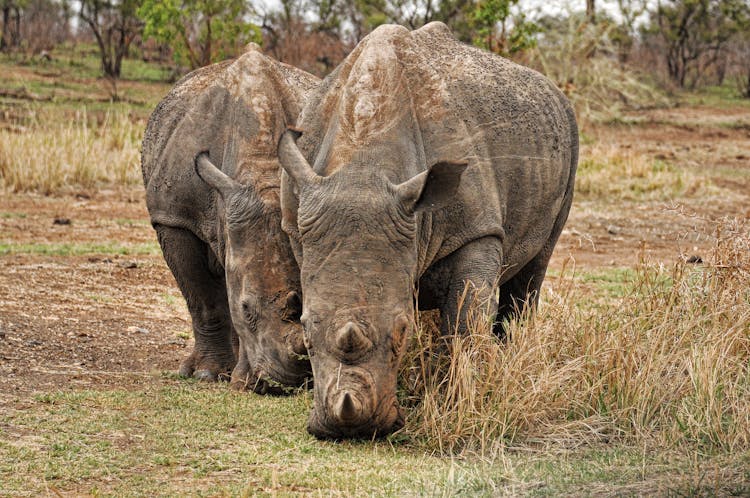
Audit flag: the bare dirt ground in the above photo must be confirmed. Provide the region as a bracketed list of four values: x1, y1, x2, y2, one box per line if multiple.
[1, 107, 749, 403]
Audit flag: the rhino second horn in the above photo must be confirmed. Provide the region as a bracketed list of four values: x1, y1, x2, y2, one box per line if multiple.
[336, 322, 372, 354]
[335, 391, 362, 424]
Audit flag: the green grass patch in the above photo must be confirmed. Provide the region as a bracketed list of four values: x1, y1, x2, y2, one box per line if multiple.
[576, 145, 706, 201]
[549, 267, 636, 295]
[0, 43, 173, 118]
[1, 384, 746, 496]
[681, 84, 750, 109]
[0, 241, 160, 256]
[114, 218, 151, 227]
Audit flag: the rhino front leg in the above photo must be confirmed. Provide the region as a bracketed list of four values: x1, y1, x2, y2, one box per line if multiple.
[155, 225, 237, 381]
[422, 236, 503, 335]
[493, 235, 557, 340]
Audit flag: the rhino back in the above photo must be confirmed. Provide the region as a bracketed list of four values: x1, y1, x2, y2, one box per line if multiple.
[142, 50, 319, 251]
[291, 23, 577, 277]
[405, 23, 577, 271]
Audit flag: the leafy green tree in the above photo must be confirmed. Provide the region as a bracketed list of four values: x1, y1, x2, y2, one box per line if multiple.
[79, 0, 143, 78]
[138, 0, 261, 69]
[472, 0, 538, 56]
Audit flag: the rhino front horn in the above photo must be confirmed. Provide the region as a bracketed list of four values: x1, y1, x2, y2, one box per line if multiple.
[334, 391, 362, 425]
[336, 322, 372, 354]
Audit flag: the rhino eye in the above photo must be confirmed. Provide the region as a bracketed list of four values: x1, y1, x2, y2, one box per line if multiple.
[241, 296, 259, 327]
[283, 291, 302, 322]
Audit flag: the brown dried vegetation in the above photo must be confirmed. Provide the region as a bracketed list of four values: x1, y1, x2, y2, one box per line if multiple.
[401, 219, 750, 456]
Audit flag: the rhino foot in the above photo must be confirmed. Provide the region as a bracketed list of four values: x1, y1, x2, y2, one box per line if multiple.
[178, 350, 234, 382]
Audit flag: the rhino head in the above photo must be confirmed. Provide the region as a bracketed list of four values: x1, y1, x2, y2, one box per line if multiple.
[195, 152, 310, 394]
[278, 131, 467, 438]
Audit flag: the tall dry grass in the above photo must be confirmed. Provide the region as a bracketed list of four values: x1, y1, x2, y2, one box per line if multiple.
[576, 143, 707, 201]
[0, 108, 142, 194]
[400, 219, 750, 456]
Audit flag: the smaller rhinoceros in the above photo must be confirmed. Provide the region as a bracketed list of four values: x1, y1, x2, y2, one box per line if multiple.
[141, 45, 319, 393]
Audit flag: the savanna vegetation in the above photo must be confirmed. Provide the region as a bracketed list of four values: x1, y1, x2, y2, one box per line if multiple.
[1, 0, 749, 495]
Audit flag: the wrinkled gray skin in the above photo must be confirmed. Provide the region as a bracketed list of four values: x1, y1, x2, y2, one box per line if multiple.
[278, 23, 578, 438]
[142, 46, 319, 393]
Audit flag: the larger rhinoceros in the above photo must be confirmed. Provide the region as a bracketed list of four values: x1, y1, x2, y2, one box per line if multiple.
[277, 23, 578, 438]
[142, 45, 319, 393]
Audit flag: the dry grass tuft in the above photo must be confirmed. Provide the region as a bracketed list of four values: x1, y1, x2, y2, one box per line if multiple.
[400, 219, 750, 456]
[576, 143, 707, 201]
[0, 108, 142, 194]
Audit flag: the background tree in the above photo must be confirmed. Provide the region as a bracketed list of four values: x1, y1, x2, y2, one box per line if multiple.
[586, 0, 596, 22]
[471, 0, 538, 56]
[138, 0, 260, 70]
[728, 0, 750, 96]
[79, 0, 143, 78]
[24, 0, 72, 53]
[647, 0, 747, 88]
[0, 0, 26, 51]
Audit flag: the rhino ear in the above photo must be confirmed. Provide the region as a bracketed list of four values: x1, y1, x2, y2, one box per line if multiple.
[195, 151, 242, 199]
[278, 128, 319, 187]
[396, 160, 468, 213]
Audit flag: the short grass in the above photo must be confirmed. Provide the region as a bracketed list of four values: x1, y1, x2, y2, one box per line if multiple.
[0, 241, 160, 256]
[681, 83, 750, 109]
[2, 383, 746, 496]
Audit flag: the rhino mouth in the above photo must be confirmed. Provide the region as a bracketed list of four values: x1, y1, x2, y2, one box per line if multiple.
[307, 396, 404, 440]
[258, 364, 313, 394]
[231, 363, 312, 395]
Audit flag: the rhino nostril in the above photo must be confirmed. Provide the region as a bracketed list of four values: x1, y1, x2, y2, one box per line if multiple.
[336, 322, 372, 354]
[288, 332, 308, 356]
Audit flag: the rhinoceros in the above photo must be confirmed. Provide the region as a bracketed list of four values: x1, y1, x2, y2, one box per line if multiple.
[141, 45, 319, 393]
[277, 23, 578, 438]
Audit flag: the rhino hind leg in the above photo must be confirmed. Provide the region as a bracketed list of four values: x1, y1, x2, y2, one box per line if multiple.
[154, 224, 237, 381]
[495, 184, 574, 340]
[494, 251, 552, 341]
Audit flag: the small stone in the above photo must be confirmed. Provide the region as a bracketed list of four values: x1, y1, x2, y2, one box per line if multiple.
[25, 339, 42, 347]
[120, 261, 138, 269]
[686, 255, 703, 264]
[53, 217, 71, 225]
[606, 225, 621, 235]
[127, 326, 150, 334]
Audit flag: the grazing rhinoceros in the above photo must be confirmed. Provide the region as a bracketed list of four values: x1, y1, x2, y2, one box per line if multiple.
[141, 45, 319, 393]
[277, 23, 578, 438]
